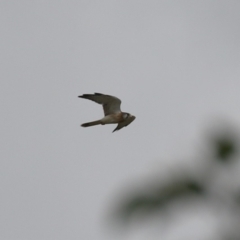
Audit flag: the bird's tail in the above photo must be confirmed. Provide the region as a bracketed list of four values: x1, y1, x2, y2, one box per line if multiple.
[81, 120, 102, 127]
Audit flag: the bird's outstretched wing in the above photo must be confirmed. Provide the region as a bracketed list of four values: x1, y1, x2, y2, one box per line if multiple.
[78, 93, 121, 116]
[112, 115, 135, 132]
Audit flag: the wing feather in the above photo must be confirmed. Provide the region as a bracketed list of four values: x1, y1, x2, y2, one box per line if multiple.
[78, 93, 121, 116]
[112, 116, 136, 132]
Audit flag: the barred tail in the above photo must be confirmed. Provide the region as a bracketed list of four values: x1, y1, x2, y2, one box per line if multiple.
[81, 120, 102, 127]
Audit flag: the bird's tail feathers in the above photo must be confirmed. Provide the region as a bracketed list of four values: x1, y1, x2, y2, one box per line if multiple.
[81, 120, 102, 127]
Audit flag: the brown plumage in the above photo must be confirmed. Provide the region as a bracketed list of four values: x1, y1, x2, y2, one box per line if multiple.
[78, 93, 136, 132]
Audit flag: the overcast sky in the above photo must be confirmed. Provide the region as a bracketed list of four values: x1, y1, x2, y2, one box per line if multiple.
[1, 1, 240, 240]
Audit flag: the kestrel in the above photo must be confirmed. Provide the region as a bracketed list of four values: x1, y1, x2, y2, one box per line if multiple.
[78, 93, 136, 132]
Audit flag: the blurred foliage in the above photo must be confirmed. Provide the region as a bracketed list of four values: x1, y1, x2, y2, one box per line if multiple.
[119, 178, 204, 221]
[111, 126, 240, 239]
[214, 135, 236, 162]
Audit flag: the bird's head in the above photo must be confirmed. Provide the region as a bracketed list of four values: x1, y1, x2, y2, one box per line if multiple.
[122, 112, 136, 121]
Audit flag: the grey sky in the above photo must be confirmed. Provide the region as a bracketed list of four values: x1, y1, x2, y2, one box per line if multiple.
[1, 1, 240, 239]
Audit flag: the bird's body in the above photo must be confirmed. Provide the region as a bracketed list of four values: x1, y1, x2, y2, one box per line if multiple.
[78, 93, 135, 132]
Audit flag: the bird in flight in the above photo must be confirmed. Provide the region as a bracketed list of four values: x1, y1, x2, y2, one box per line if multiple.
[78, 93, 136, 132]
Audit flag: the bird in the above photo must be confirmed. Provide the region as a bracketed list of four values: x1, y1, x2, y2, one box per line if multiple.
[78, 93, 136, 132]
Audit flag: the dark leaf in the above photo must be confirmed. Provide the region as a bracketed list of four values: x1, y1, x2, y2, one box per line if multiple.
[214, 137, 236, 162]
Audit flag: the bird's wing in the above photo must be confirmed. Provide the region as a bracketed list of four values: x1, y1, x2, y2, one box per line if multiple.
[112, 116, 135, 132]
[78, 93, 121, 116]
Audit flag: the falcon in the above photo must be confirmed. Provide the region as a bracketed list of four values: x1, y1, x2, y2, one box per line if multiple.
[78, 93, 136, 132]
